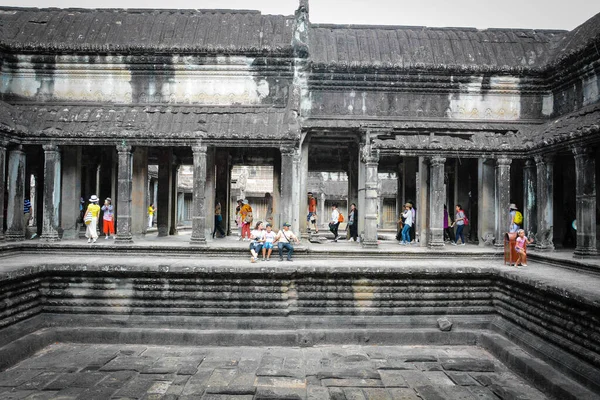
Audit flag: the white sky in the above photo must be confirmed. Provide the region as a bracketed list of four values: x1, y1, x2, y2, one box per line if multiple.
[1, 0, 599, 31]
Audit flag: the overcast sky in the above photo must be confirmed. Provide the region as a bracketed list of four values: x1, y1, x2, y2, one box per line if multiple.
[1, 0, 599, 31]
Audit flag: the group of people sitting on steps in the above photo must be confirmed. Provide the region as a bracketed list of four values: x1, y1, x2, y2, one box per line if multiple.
[248, 221, 300, 263]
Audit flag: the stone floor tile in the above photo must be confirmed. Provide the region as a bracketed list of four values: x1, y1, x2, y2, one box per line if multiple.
[397, 370, 431, 388]
[206, 368, 238, 387]
[0, 370, 43, 387]
[327, 387, 347, 400]
[321, 378, 384, 388]
[317, 368, 380, 380]
[96, 370, 137, 388]
[255, 386, 306, 399]
[17, 372, 62, 391]
[199, 395, 254, 400]
[76, 384, 119, 400]
[373, 358, 417, 370]
[112, 375, 163, 398]
[377, 370, 408, 388]
[441, 359, 495, 372]
[362, 387, 393, 400]
[413, 385, 447, 400]
[306, 385, 330, 400]
[255, 376, 306, 389]
[204, 385, 256, 395]
[41, 373, 78, 391]
[445, 372, 480, 386]
[414, 362, 443, 371]
[65, 372, 107, 388]
[386, 388, 421, 400]
[99, 356, 156, 372]
[423, 371, 456, 386]
[466, 386, 501, 399]
[44, 386, 86, 399]
[22, 391, 58, 400]
[0, 390, 36, 400]
[343, 387, 367, 400]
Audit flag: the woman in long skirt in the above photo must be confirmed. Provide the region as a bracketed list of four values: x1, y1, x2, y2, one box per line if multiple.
[85, 195, 101, 243]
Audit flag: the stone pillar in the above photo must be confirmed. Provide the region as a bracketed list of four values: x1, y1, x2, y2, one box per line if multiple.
[6, 146, 26, 241]
[170, 163, 180, 236]
[60, 146, 82, 239]
[280, 146, 295, 227]
[0, 141, 7, 240]
[204, 148, 216, 239]
[190, 144, 207, 245]
[272, 156, 281, 231]
[478, 158, 496, 246]
[299, 139, 309, 236]
[361, 143, 379, 248]
[40, 144, 61, 241]
[523, 159, 537, 234]
[494, 157, 512, 247]
[348, 142, 359, 222]
[158, 149, 173, 237]
[535, 154, 554, 251]
[573, 146, 597, 256]
[215, 150, 231, 234]
[131, 147, 148, 237]
[417, 157, 429, 247]
[429, 156, 446, 248]
[115, 144, 133, 243]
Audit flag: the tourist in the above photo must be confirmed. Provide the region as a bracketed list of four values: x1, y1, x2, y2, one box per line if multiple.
[84, 195, 100, 243]
[101, 197, 115, 240]
[240, 199, 253, 241]
[274, 222, 300, 261]
[329, 203, 340, 242]
[307, 192, 319, 233]
[400, 203, 413, 245]
[514, 229, 534, 267]
[452, 204, 466, 245]
[235, 199, 243, 237]
[262, 223, 276, 261]
[79, 197, 85, 223]
[147, 203, 156, 228]
[348, 203, 358, 242]
[23, 198, 31, 237]
[407, 200, 416, 243]
[509, 203, 519, 233]
[249, 221, 265, 263]
[212, 201, 226, 239]
[443, 205, 455, 242]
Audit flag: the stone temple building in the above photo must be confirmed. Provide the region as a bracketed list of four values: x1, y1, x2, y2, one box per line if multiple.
[1, 1, 600, 255]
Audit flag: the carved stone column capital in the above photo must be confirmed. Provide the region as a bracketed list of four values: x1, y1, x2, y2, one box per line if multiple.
[495, 157, 512, 167]
[280, 145, 297, 156]
[42, 144, 60, 153]
[572, 145, 593, 159]
[524, 158, 535, 168]
[534, 153, 555, 165]
[430, 156, 446, 166]
[192, 144, 208, 154]
[116, 144, 132, 154]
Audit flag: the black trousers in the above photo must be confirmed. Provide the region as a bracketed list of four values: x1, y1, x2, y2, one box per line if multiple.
[329, 222, 340, 238]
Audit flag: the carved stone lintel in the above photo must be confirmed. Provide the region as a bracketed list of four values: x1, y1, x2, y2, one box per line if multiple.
[280, 145, 297, 156]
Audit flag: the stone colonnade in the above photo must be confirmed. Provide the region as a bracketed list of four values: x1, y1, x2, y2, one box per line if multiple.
[0, 141, 597, 257]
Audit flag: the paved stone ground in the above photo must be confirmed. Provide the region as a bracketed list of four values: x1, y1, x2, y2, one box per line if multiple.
[0, 343, 547, 399]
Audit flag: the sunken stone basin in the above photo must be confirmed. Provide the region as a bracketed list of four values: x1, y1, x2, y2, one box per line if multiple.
[0, 255, 598, 399]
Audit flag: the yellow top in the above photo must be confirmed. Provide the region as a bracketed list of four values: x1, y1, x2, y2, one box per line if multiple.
[87, 204, 100, 218]
[148, 206, 155, 216]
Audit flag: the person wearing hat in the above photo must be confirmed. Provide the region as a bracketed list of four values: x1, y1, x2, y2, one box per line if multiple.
[84, 195, 101, 243]
[240, 199, 253, 241]
[101, 197, 115, 240]
[509, 203, 520, 233]
[274, 222, 300, 261]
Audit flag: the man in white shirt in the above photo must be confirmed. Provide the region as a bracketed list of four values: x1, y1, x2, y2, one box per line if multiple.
[274, 222, 300, 261]
[329, 204, 340, 242]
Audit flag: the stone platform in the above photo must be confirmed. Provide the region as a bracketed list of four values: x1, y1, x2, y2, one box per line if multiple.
[0, 343, 549, 400]
[0, 249, 599, 399]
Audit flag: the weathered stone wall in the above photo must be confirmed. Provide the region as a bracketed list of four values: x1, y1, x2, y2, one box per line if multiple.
[0, 55, 293, 106]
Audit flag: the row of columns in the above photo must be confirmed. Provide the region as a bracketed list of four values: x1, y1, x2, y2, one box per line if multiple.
[0, 141, 597, 256]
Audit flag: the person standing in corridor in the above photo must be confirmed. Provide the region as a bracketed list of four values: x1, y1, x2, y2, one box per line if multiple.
[329, 203, 340, 242]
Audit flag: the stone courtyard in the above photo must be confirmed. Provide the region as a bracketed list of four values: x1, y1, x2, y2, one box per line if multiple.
[0, 343, 547, 400]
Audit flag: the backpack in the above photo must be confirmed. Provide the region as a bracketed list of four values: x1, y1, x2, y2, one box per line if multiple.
[463, 216, 469, 226]
[514, 211, 523, 225]
[338, 212, 344, 223]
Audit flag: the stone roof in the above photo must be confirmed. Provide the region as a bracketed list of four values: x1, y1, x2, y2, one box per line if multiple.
[309, 24, 565, 71]
[0, 7, 295, 55]
[15, 105, 298, 144]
